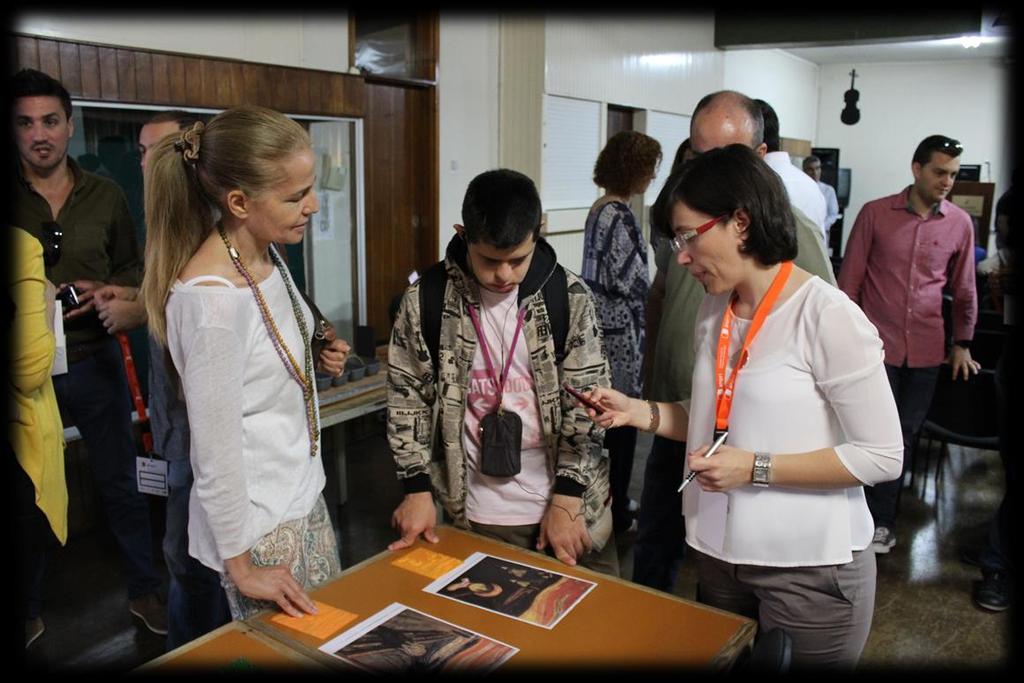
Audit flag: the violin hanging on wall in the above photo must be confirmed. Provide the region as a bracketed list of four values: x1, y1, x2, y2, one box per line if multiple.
[841, 69, 860, 125]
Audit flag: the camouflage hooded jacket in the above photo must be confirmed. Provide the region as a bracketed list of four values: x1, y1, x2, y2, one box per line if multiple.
[387, 235, 612, 538]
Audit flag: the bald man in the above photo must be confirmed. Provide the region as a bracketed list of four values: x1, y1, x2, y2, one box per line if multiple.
[632, 90, 836, 594]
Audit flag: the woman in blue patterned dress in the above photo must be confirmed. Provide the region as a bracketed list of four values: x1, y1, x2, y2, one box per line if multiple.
[582, 131, 662, 533]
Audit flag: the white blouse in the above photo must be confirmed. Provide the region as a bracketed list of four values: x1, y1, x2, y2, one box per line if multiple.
[165, 267, 325, 573]
[683, 277, 903, 567]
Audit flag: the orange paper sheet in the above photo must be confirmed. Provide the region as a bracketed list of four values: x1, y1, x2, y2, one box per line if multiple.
[391, 546, 463, 579]
[269, 600, 358, 640]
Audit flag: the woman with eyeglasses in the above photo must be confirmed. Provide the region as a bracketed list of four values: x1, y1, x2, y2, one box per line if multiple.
[578, 144, 904, 668]
[581, 130, 661, 534]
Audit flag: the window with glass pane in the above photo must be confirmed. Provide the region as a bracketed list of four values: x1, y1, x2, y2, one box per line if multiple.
[68, 104, 364, 385]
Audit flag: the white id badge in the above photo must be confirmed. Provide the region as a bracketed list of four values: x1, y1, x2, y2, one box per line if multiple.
[136, 456, 168, 497]
[51, 306, 68, 376]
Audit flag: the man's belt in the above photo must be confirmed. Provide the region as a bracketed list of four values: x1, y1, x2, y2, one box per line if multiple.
[67, 337, 110, 364]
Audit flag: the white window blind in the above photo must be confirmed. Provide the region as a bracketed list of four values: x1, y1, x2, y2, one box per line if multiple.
[541, 95, 601, 210]
[642, 110, 691, 207]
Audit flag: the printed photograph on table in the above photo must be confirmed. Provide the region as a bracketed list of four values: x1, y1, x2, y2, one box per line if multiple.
[424, 552, 596, 629]
[319, 602, 517, 673]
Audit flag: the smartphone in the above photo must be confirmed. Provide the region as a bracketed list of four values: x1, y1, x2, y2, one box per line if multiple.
[57, 284, 81, 310]
[562, 383, 604, 415]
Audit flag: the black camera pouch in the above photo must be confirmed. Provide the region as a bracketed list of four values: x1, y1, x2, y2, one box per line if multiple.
[479, 409, 522, 477]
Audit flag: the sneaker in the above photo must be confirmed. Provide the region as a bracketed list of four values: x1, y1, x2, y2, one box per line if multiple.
[130, 593, 168, 635]
[871, 526, 896, 554]
[25, 617, 45, 648]
[973, 571, 1011, 612]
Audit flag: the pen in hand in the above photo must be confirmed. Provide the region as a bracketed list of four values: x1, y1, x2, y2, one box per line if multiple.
[678, 431, 729, 492]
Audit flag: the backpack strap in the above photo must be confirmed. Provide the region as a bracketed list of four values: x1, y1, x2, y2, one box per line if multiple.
[542, 264, 570, 365]
[418, 261, 448, 376]
[419, 261, 570, 373]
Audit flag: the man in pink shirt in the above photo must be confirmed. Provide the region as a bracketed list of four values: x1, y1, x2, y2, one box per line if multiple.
[839, 134, 979, 554]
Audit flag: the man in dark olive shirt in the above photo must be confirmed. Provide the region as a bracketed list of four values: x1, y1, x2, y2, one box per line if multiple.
[10, 68, 166, 637]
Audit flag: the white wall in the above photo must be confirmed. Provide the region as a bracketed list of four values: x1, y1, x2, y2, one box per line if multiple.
[723, 48, 819, 142]
[438, 15, 501, 261]
[14, 12, 350, 72]
[544, 14, 723, 117]
[816, 59, 1011, 255]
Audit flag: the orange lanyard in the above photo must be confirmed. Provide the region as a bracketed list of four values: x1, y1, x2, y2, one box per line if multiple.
[714, 261, 793, 433]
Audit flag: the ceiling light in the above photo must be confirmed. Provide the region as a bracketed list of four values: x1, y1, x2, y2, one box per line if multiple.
[960, 36, 982, 49]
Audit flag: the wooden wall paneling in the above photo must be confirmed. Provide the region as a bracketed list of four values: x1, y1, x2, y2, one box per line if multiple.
[240, 63, 260, 106]
[229, 62, 244, 105]
[115, 49, 137, 102]
[413, 11, 439, 81]
[295, 72, 311, 114]
[58, 41, 82, 96]
[16, 35, 39, 71]
[98, 47, 119, 100]
[167, 55, 187, 103]
[418, 85, 439, 265]
[14, 35, 365, 119]
[79, 45, 101, 99]
[150, 53, 170, 103]
[182, 56, 203, 107]
[134, 51, 154, 103]
[199, 58, 218, 107]
[212, 60, 232, 105]
[38, 39, 61, 80]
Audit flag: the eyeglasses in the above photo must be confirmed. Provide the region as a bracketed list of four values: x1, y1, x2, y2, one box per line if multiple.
[939, 138, 964, 152]
[41, 221, 63, 267]
[670, 214, 728, 253]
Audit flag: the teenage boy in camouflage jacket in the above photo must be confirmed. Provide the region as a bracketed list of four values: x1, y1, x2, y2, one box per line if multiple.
[387, 169, 618, 575]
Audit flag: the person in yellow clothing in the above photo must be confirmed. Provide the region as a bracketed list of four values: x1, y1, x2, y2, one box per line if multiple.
[9, 226, 68, 649]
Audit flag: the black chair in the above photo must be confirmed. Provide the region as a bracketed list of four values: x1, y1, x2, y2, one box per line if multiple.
[905, 365, 999, 504]
[970, 328, 1008, 370]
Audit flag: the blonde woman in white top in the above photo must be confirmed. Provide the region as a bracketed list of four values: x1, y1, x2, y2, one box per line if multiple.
[582, 144, 903, 669]
[142, 105, 350, 620]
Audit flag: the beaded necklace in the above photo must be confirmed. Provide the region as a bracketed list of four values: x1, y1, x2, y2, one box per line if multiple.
[217, 224, 319, 457]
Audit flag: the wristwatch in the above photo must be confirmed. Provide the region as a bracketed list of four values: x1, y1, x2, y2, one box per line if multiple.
[752, 452, 772, 488]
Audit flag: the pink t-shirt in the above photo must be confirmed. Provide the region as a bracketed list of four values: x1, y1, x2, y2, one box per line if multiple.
[463, 285, 552, 525]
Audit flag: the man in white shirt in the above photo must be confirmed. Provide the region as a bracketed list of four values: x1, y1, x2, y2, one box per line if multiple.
[754, 99, 828, 247]
[803, 154, 841, 253]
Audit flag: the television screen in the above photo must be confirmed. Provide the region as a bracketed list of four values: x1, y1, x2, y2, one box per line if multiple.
[836, 168, 851, 207]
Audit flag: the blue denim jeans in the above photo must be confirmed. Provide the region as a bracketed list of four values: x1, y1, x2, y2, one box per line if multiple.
[631, 435, 687, 592]
[979, 342, 1013, 575]
[14, 456, 58, 621]
[163, 459, 231, 651]
[605, 425, 639, 531]
[52, 335, 161, 600]
[865, 363, 940, 529]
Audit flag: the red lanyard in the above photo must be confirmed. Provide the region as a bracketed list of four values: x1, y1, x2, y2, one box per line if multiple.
[467, 301, 527, 404]
[714, 261, 793, 433]
[116, 331, 153, 455]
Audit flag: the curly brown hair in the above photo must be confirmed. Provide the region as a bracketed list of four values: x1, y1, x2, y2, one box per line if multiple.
[593, 131, 662, 196]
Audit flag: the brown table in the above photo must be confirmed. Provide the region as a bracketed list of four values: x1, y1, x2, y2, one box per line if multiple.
[246, 526, 756, 670]
[138, 620, 328, 671]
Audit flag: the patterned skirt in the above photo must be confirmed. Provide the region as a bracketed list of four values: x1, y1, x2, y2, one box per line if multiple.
[220, 494, 341, 620]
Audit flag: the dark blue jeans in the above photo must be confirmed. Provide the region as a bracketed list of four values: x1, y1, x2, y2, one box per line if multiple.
[865, 363, 940, 529]
[14, 456, 58, 621]
[605, 425, 639, 532]
[979, 339, 1013, 575]
[52, 335, 161, 600]
[632, 435, 687, 592]
[163, 459, 231, 651]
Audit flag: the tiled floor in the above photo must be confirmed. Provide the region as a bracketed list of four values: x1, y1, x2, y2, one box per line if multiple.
[15, 412, 1014, 672]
